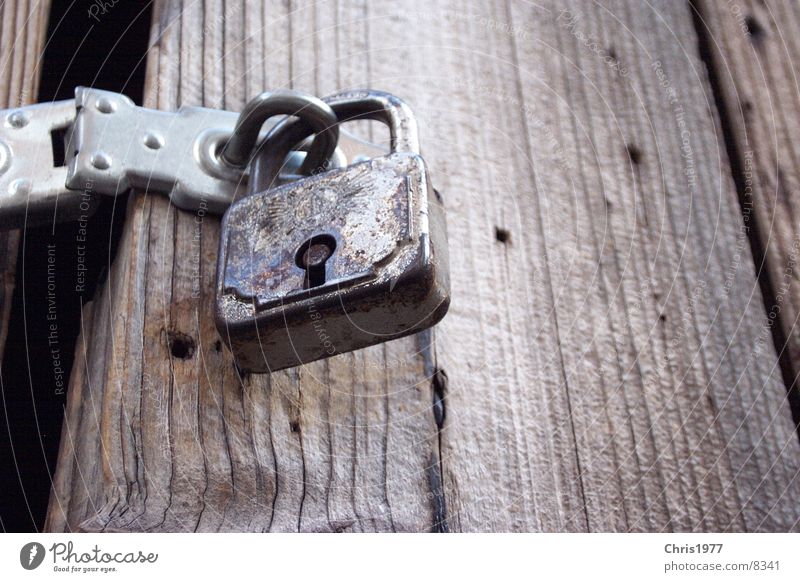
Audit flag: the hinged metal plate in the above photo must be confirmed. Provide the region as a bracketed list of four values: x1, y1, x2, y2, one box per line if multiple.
[0, 99, 81, 228]
[0, 87, 385, 229]
[67, 87, 250, 214]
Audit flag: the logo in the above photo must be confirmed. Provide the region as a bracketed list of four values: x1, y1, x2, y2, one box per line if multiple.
[20, 542, 46, 570]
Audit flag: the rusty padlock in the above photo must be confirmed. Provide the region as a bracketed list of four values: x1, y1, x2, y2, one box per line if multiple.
[215, 90, 450, 373]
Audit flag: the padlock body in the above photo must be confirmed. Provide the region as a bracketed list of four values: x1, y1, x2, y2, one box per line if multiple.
[215, 152, 450, 372]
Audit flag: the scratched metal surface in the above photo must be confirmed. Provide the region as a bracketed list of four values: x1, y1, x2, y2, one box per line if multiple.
[222, 155, 413, 309]
[216, 150, 450, 372]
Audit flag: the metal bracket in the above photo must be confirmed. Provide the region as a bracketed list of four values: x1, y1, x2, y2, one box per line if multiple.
[0, 88, 284, 228]
[0, 88, 252, 229]
[0, 87, 386, 230]
[0, 99, 80, 229]
[66, 87, 252, 216]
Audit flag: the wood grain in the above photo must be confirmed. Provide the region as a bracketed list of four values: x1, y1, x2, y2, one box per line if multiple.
[47, 0, 800, 532]
[693, 0, 800, 401]
[0, 0, 51, 359]
[47, 0, 440, 533]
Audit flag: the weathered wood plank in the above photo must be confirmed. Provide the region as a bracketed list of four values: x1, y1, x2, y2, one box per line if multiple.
[47, 0, 440, 533]
[0, 0, 50, 358]
[429, 0, 799, 532]
[693, 0, 800, 403]
[47, 0, 800, 532]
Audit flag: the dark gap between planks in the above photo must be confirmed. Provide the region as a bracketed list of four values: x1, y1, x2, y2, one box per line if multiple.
[689, 0, 800, 435]
[0, 0, 153, 532]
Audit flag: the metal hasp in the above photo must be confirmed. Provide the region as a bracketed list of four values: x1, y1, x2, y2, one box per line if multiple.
[66, 88, 252, 215]
[215, 90, 450, 373]
[0, 87, 303, 228]
[0, 99, 89, 229]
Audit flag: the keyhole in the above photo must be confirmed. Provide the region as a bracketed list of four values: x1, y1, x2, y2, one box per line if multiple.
[296, 234, 336, 289]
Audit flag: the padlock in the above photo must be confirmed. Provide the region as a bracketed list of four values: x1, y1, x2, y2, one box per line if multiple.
[215, 90, 450, 373]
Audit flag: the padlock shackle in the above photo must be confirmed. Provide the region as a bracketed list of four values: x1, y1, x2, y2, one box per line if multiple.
[250, 91, 421, 192]
[325, 91, 420, 154]
[220, 90, 339, 171]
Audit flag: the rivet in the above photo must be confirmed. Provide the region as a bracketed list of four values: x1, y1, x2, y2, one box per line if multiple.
[7, 111, 29, 128]
[91, 153, 111, 170]
[96, 97, 117, 114]
[9, 178, 32, 196]
[143, 132, 164, 150]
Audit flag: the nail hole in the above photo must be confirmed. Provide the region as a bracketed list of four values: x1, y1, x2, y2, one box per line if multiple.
[96, 97, 117, 114]
[745, 15, 765, 41]
[214, 340, 222, 352]
[289, 420, 301, 433]
[143, 132, 164, 150]
[495, 227, 511, 244]
[626, 143, 642, 165]
[234, 362, 250, 382]
[91, 153, 111, 170]
[168, 331, 196, 359]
